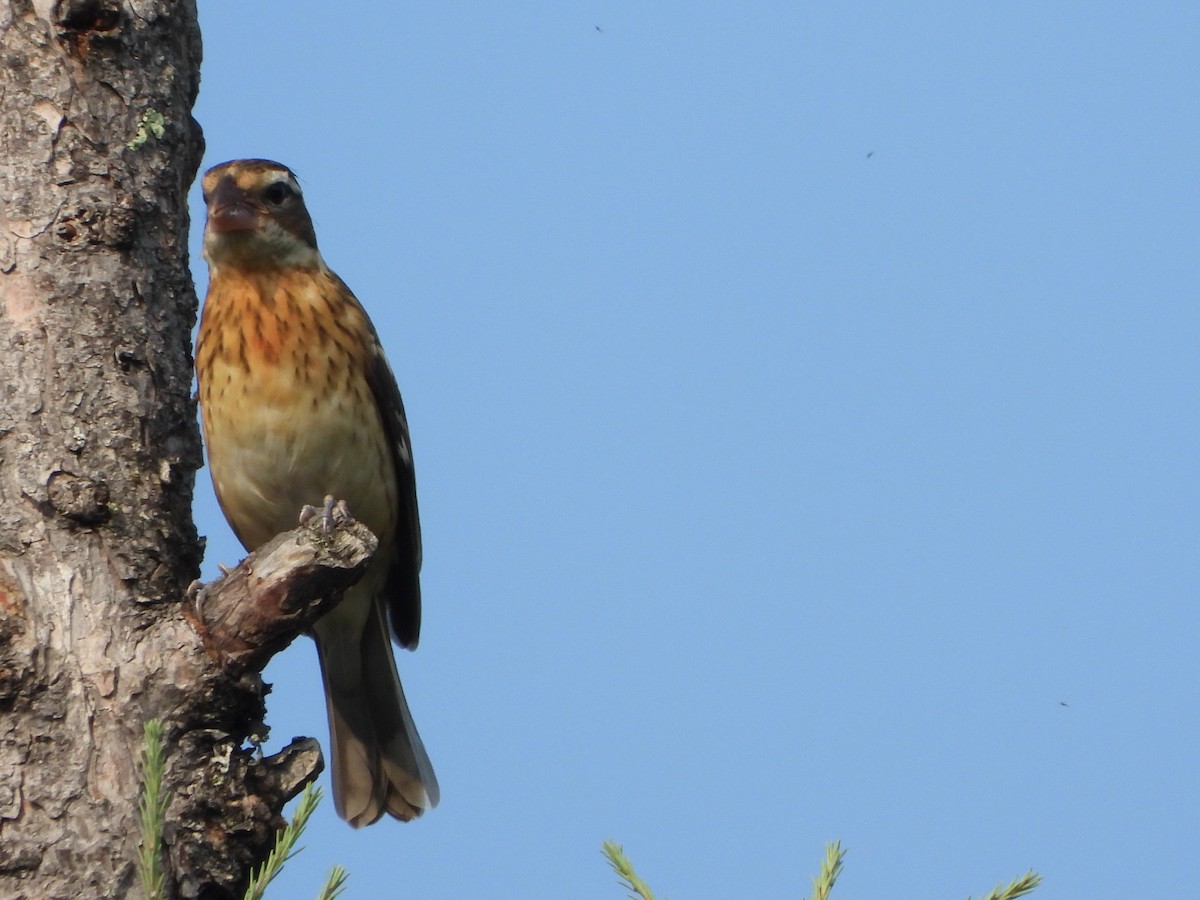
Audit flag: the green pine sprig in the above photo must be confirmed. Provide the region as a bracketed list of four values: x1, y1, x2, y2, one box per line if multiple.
[810, 840, 845, 900]
[313, 864, 350, 900]
[973, 869, 1043, 900]
[243, 782, 323, 900]
[601, 840, 657, 900]
[136, 719, 170, 900]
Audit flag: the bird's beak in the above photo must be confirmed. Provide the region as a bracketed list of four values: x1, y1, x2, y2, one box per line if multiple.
[207, 179, 261, 234]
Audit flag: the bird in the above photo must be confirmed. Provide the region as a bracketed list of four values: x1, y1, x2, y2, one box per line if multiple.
[195, 159, 439, 827]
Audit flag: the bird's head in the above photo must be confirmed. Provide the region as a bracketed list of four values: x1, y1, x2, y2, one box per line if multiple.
[201, 159, 321, 270]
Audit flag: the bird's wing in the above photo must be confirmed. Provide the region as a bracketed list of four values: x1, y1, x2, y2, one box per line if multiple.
[345, 277, 424, 650]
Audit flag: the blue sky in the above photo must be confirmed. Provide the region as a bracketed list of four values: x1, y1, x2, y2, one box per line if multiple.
[189, 4, 1199, 897]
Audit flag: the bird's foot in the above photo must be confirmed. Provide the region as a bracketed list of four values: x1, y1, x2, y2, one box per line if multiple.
[186, 578, 205, 620]
[299, 495, 353, 534]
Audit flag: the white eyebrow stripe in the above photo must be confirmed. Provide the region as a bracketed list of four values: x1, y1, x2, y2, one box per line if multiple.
[261, 171, 302, 195]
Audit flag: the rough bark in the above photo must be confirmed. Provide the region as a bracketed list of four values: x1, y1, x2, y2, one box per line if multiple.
[0, 3, 344, 897]
[169, 518, 376, 898]
[192, 518, 378, 678]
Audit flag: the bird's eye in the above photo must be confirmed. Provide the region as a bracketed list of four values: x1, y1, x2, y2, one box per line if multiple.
[263, 182, 294, 205]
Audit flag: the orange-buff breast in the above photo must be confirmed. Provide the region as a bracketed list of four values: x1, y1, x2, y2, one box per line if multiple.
[197, 267, 399, 554]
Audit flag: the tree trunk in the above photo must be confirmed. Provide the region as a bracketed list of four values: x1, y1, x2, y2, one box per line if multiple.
[0, 3, 343, 897]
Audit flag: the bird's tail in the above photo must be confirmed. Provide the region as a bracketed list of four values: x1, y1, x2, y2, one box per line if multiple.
[313, 590, 439, 827]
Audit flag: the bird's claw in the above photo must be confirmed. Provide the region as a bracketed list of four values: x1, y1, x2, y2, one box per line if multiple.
[187, 578, 208, 622]
[299, 495, 352, 534]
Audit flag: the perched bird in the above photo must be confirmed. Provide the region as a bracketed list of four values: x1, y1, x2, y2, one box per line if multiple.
[195, 159, 438, 826]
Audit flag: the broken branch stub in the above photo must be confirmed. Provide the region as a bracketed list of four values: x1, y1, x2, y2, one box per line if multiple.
[190, 516, 379, 674]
